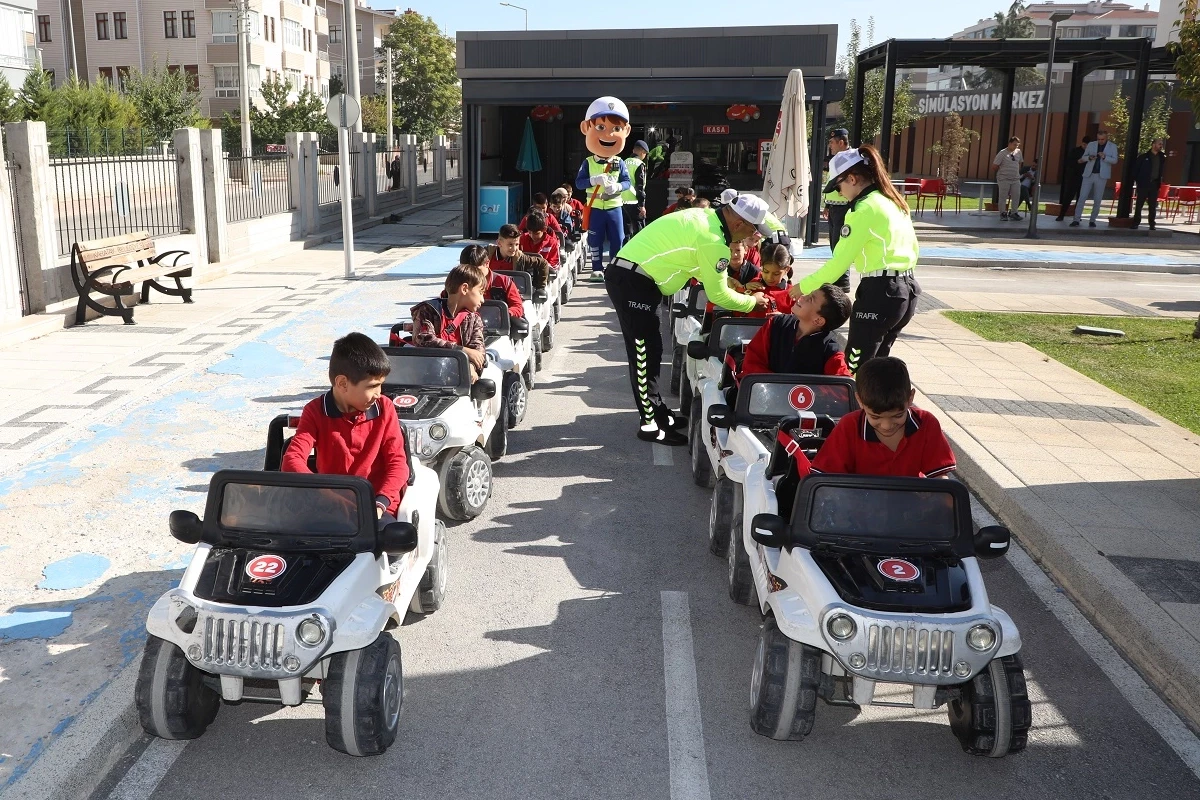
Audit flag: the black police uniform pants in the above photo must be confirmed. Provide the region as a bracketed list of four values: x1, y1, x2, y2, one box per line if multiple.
[605, 266, 667, 425]
[623, 204, 644, 241]
[845, 273, 921, 374]
[825, 204, 852, 292]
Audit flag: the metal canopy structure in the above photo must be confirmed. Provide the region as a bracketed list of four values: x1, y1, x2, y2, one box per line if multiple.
[853, 37, 1178, 219]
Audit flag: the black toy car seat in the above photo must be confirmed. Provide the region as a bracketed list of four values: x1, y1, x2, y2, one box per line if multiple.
[264, 413, 416, 487]
[766, 418, 816, 521]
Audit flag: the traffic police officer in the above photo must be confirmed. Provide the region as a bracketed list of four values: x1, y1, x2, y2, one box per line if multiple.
[791, 144, 920, 375]
[823, 128, 852, 292]
[622, 140, 649, 241]
[607, 191, 788, 445]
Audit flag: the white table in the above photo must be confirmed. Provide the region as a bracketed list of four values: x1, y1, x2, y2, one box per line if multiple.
[962, 180, 995, 217]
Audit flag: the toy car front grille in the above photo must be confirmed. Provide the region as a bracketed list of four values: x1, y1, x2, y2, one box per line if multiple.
[866, 624, 954, 677]
[202, 615, 286, 670]
[395, 396, 456, 419]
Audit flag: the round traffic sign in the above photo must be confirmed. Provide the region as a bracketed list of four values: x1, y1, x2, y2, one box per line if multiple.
[788, 385, 815, 411]
[325, 93, 361, 129]
[877, 558, 920, 582]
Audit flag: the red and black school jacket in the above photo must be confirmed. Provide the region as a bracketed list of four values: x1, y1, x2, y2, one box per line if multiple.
[410, 298, 485, 351]
[440, 271, 524, 319]
[739, 315, 851, 380]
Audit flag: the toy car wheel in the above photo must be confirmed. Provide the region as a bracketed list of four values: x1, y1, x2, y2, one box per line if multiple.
[135, 635, 220, 740]
[485, 413, 508, 460]
[524, 345, 538, 388]
[542, 320, 555, 352]
[669, 345, 683, 394]
[690, 400, 715, 489]
[411, 520, 449, 614]
[322, 633, 403, 756]
[727, 498, 754, 605]
[678, 368, 692, 418]
[438, 446, 492, 521]
[948, 653, 1031, 758]
[504, 372, 527, 428]
[749, 615, 819, 741]
[560, 283, 570, 308]
[533, 333, 543, 373]
[708, 477, 736, 556]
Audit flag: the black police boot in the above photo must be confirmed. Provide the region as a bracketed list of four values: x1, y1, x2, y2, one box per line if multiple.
[637, 422, 688, 446]
[653, 403, 688, 431]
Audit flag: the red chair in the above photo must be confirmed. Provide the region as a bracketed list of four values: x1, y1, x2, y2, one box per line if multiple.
[1155, 183, 1174, 220]
[1107, 181, 1123, 214]
[916, 179, 945, 215]
[944, 181, 963, 213]
[1175, 187, 1200, 224]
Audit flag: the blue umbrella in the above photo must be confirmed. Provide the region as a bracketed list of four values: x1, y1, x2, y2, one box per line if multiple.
[516, 116, 542, 201]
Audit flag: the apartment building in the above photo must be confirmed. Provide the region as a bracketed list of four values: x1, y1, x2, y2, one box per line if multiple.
[33, 0, 394, 122]
[903, 1, 1160, 91]
[0, 0, 37, 87]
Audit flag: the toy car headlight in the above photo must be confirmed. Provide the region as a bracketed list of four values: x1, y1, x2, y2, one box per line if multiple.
[826, 614, 856, 641]
[297, 616, 327, 647]
[429, 422, 447, 441]
[966, 624, 996, 652]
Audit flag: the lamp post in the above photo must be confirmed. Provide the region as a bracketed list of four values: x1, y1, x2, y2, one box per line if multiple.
[499, 2, 528, 30]
[1027, 10, 1072, 239]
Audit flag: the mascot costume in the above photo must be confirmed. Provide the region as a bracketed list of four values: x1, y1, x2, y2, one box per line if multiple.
[575, 97, 632, 282]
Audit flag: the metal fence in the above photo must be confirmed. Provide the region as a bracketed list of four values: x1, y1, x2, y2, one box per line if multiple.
[446, 147, 461, 181]
[51, 154, 182, 255]
[377, 148, 404, 194]
[224, 151, 291, 222]
[48, 129, 171, 159]
[6, 158, 29, 315]
[316, 147, 360, 206]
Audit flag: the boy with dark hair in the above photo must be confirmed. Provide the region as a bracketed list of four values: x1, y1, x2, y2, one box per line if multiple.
[549, 188, 575, 236]
[519, 210, 560, 267]
[740, 283, 852, 379]
[519, 196, 563, 235]
[446, 244, 524, 320]
[810, 356, 956, 478]
[282, 333, 411, 520]
[411, 264, 488, 378]
[488, 224, 551, 291]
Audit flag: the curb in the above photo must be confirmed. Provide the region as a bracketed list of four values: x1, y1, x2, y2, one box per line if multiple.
[918, 388, 1200, 734]
[2, 662, 141, 800]
[917, 256, 1200, 275]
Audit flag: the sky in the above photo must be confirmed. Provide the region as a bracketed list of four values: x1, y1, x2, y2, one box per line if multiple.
[370, 0, 1070, 53]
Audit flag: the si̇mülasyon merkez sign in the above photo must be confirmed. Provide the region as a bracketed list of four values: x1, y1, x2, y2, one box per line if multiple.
[916, 88, 1048, 116]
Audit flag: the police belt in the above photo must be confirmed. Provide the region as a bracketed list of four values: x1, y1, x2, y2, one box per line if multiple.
[609, 257, 655, 281]
[859, 268, 914, 278]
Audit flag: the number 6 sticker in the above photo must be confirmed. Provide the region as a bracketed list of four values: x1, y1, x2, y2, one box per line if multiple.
[246, 554, 288, 581]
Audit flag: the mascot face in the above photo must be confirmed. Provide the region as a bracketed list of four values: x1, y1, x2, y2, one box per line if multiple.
[580, 113, 630, 160]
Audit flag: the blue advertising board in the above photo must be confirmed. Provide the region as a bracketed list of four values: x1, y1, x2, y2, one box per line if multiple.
[479, 182, 524, 234]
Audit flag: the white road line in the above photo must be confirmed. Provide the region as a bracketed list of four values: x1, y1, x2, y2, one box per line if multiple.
[653, 444, 675, 466]
[660, 591, 713, 800]
[106, 738, 188, 800]
[971, 502, 1200, 780]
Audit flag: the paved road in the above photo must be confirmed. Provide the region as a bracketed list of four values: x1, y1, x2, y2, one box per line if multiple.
[107, 279, 1200, 800]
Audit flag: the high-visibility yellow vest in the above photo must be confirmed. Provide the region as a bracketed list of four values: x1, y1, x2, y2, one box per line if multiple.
[621, 157, 643, 205]
[585, 157, 625, 210]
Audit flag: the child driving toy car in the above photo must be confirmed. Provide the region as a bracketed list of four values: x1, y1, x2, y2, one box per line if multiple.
[281, 332, 411, 522]
[741, 243, 796, 318]
[411, 264, 488, 380]
[810, 356, 956, 478]
[519, 211, 561, 268]
[739, 282, 853, 380]
[444, 245, 525, 320]
[488, 224, 551, 291]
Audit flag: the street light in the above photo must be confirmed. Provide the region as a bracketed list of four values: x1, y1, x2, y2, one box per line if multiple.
[499, 2, 528, 30]
[1027, 10, 1073, 239]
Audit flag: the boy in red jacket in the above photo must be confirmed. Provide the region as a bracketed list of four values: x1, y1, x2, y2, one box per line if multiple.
[739, 282, 852, 380]
[411, 263, 488, 380]
[519, 211, 560, 268]
[282, 332, 411, 521]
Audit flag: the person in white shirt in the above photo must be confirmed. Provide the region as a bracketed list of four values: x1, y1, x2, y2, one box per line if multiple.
[992, 137, 1023, 220]
[1072, 130, 1119, 228]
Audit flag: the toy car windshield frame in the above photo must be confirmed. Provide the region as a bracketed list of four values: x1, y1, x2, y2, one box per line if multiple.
[685, 283, 707, 318]
[199, 469, 378, 553]
[381, 346, 470, 396]
[480, 299, 511, 337]
[705, 317, 766, 360]
[735, 374, 858, 429]
[506, 269, 533, 299]
[790, 474, 974, 559]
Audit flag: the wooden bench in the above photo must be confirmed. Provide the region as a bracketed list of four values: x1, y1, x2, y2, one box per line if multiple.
[69, 232, 193, 325]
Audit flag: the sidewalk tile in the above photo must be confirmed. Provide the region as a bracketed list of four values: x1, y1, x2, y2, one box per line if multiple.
[1041, 446, 1120, 466]
[1083, 526, 1184, 560]
[1161, 603, 1200, 646]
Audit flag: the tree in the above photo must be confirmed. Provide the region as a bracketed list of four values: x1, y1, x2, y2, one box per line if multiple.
[328, 75, 344, 98]
[1106, 87, 1173, 156]
[359, 94, 389, 137]
[124, 61, 204, 142]
[1170, 0, 1200, 116]
[970, 2, 1044, 89]
[926, 112, 981, 193]
[221, 74, 331, 150]
[15, 68, 55, 122]
[380, 11, 460, 144]
[44, 73, 139, 154]
[838, 18, 920, 142]
[0, 73, 17, 124]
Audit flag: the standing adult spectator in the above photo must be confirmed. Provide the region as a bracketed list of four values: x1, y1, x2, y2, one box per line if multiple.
[1056, 135, 1091, 221]
[1132, 138, 1167, 231]
[622, 140, 649, 240]
[1019, 160, 1038, 214]
[1072, 129, 1118, 228]
[387, 154, 403, 191]
[991, 136, 1024, 221]
[823, 128, 853, 292]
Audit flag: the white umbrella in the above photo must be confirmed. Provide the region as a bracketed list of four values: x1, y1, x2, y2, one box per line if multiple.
[762, 68, 811, 239]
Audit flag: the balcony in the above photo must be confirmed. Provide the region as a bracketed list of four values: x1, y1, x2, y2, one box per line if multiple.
[317, 48, 328, 61]
[0, 52, 38, 70]
[315, 11, 328, 35]
[207, 42, 265, 65]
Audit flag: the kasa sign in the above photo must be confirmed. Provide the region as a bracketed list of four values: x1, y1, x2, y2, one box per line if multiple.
[917, 89, 1047, 116]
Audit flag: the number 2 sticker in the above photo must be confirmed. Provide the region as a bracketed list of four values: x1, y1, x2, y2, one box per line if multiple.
[245, 554, 287, 582]
[877, 558, 920, 582]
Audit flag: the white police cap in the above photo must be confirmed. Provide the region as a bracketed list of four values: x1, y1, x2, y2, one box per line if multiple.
[825, 148, 870, 193]
[585, 97, 629, 123]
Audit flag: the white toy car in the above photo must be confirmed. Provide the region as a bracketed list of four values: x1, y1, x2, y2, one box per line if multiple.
[739, 472, 1031, 757]
[681, 316, 766, 487]
[377, 345, 506, 521]
[704, 373, 857, 566]
[669, 282, 706, 395]
[136, 467, 446, 756]
[478, 299, 534, 428]
[503, 269, 550, 377]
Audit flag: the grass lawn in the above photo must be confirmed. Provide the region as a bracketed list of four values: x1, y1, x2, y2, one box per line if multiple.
[944, 311, 1200, 435]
